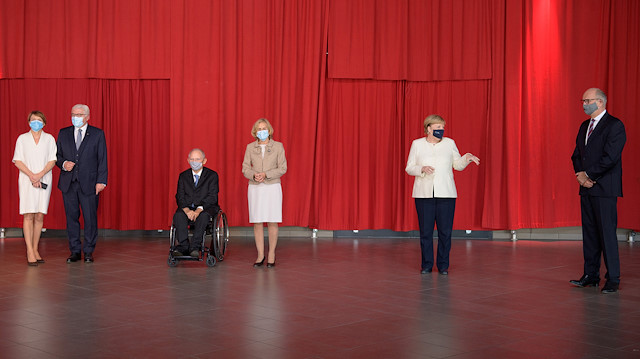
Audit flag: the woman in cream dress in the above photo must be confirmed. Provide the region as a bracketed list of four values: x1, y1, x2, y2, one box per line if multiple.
[242, 118, 287, 268]
[13, 111, 57, 266]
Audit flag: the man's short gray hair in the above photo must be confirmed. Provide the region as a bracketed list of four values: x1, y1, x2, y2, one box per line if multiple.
[72, 104, 90, 116]
[594, 88, 607, 106]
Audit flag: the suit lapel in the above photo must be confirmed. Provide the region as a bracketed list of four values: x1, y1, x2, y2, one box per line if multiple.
[586, 113, 608, 149]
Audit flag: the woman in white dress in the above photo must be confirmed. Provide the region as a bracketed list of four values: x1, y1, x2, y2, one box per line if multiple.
[242, 118, 287, 268]
[12, 111, 57, 266]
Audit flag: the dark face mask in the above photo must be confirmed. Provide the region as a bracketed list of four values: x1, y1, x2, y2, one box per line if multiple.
[432, 129, 444, 139]
[583, 102, 598, 116]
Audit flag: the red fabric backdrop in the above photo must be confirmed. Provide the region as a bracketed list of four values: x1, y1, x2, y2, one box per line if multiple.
[1, 0, 638, 231]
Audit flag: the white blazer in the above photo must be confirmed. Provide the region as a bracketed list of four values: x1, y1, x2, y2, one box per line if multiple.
[405, 137, 470, 198]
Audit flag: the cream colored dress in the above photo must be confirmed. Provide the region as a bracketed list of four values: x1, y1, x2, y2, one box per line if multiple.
[12, 131, 57, 214]
[247, 144, 283, 223]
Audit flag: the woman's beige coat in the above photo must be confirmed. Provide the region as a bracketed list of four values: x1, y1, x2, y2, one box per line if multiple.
[242, 140, 287, 185]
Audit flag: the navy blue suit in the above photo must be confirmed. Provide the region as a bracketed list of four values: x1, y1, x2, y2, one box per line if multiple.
[571, 111, 626, 284]
[56, 125, 108, 255]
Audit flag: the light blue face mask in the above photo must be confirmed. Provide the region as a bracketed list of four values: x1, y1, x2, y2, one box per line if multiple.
[189, 160, 203, 171]
[72, 116, 85, 128]
[29, 120, 44, 132]
[257, 130, 269, 141]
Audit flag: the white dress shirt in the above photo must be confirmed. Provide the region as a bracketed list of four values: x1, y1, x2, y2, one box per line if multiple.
[405, 137, 470, 198]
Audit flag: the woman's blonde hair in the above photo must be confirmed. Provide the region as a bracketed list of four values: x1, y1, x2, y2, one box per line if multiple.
[423, 114, 446, 133]
[251, 118, 274, 139]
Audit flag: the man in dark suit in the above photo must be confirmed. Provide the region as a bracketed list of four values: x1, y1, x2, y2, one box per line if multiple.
[56, 104, 108, 263]
[173, 148, 219, 257]
[570, 88, 626, 293]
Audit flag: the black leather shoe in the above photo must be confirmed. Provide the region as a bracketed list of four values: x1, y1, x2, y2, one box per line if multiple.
[66, 253, 81, 263]
[569, 274, 600, 287]
[28, 261, 38, 266]
[420, 268, 432, 274]
[253, 257, 265, 267]
[36, 258, 45, 264]
[84, 253, 94, 263]
[267, 262, 276, 268]
[601, 281, 619, 294]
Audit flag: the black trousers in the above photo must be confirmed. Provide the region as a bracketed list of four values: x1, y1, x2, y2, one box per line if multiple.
[173, 210, 211, 252]
[580, 195, 620, 283]
[415, 197, 456, 272]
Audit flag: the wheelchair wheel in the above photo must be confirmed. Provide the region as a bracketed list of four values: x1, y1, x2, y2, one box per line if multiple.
[169, 225, 177, 249]
[205, 254, 216, 267]
[213, 211, 229, 261]
[167, 256, 178, 267]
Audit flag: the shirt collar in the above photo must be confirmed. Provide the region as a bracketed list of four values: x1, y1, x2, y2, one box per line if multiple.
[592, 109, 607, 124]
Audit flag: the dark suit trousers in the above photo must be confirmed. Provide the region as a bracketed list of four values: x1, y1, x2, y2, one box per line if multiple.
[173, 211, 211, 252]
[580, 195, 620, 283]
[415, 198, 456, 272]
[62, 181, 99, 254]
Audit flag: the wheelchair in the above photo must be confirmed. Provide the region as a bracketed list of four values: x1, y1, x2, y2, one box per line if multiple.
[167, 210, 229, 267]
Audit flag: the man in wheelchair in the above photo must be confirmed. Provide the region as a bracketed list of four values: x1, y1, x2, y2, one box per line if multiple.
[173, 148, 219, 257]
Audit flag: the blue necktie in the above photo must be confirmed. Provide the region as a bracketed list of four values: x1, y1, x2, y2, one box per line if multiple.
[76, 129, 82, 150]
[194, 174, 199, 187]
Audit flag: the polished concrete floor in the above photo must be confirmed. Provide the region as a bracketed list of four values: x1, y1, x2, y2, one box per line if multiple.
[1, 234, 639, 359]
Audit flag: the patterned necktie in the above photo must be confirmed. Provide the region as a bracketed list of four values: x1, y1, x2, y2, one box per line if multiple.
[194, 174, 199, 186]
[586, 119, 596, 142]
[76, 129, 82, 150]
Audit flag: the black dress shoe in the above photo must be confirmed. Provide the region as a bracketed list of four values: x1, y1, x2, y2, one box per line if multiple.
[267, 262, 276, 268]
[36, 258, 45, 264]
[569, 274, 600, 287]
[84, 254, 94, 263]
[601, 281, 619, 294]
[28, 261, 38, 266]
[420, 268, 432, 274]
[66, 253, 81, 263]
[253, 257, 265, 267]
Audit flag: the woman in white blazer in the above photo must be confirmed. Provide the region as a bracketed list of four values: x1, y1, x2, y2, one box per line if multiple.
[405, 115, 479, 275]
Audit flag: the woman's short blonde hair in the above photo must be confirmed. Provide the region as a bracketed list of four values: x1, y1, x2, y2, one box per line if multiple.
[423, 114, 446, 133]
[28, 110, 47, 125]
[251, 118, 274, 139]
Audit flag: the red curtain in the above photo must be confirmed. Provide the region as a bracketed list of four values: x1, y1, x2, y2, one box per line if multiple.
[1, 0, 639, 231]
[328, 0, 492, 81]
[0, 79, 171, 230]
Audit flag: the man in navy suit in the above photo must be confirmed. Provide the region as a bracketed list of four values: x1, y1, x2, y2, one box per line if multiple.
[56, 104, 108, 263]
[570, 88, 626, 293]
[173, 148, 219, 257]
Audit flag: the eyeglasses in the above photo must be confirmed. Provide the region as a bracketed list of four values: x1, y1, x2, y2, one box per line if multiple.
[581, 98, 598, 104]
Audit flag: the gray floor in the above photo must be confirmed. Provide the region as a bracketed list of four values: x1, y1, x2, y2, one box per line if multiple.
[1, 234, 639, 358]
